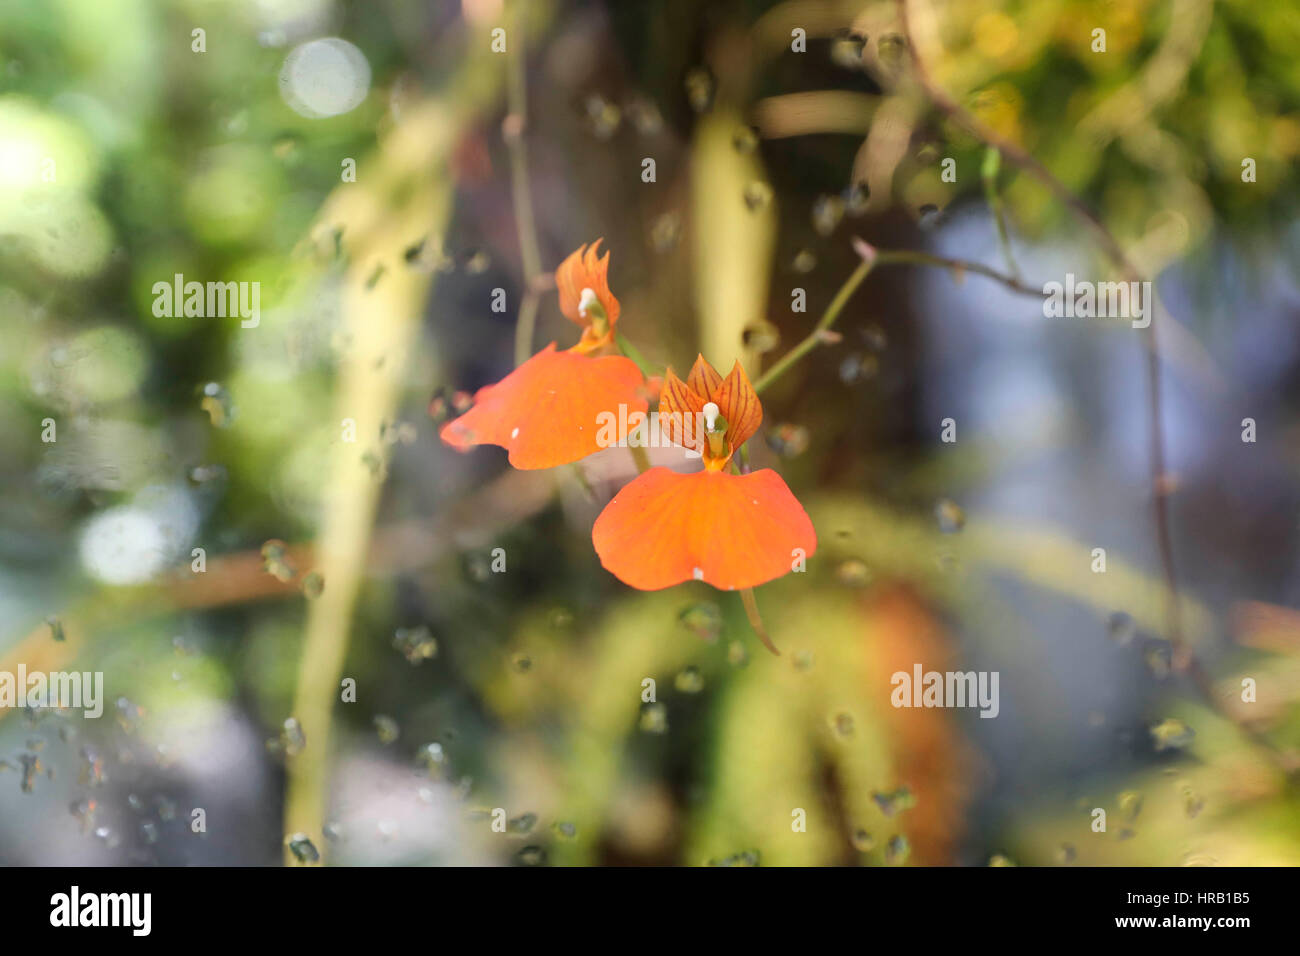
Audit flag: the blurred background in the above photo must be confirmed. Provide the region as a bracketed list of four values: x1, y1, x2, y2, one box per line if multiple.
[2, 0, 1300, 866]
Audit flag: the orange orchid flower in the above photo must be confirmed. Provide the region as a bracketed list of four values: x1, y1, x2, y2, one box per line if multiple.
[592, 355, 817, 590]
[440, 240, 647, 469]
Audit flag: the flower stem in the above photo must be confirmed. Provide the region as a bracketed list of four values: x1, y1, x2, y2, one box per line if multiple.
[630, 444, 652, 474]
[740, 587, 780, 655]
[614, 330, 656, 378]
[506, 0, 543, 366]
[753, 253, 876, 394]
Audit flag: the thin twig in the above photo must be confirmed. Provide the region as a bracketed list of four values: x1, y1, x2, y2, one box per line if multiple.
[753, 239, 1040, 395]
[506, 0, 544, 366]
[895, 0, 1290, 772]
[754, 253, 876, 394]
[981, 146, 1021, 280]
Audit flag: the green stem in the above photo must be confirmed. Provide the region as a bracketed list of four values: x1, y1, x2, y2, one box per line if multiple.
[981, 147, 1020, 280]
[630, 443, 652, 474]
[754, 254, 876, 394]
[507, 0, 543, 366]
[614, 330, 657, 378]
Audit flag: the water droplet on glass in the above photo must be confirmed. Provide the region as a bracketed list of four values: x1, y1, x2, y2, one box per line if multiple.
[791, 248, 818, 273]
[765, 423, 810, 459]
[727, 641, 749, 667]
[678, 602, 722, 642]
[851, 828, 875, 852]
[675, 666, 705, 694]
[640, 702, 668, 734]
[732, 125, 760, 153]
[374, 715, 400, 745]
[301, 571, 324, 598]
[393, 626, 438, 664]
[286, 832, 320, 863]
[79, 747, 104, 787]
[552, 821, 578, 840]
[70, 798, 97, 832]
[831, 712, 855, 737]
[416, 742, 447, 779]
[261, 539, 295, 582]
[1144, 643, 1172, 679]
[1118, 790, 1143, 822]
[845, 181, 870, 215]
[584, 93, 622, 139]
[115, 697, 143, 733]
[935, 499, 966, 533]
[876, 33, 909, 67]
[830, 31, 867, 69]
[873, 786, 916, 816]
[742, 181, 774, 212]
[860, 323, 888, 351]
[835, 558, 872, 588]
[793, 650, 815, 672]
[1105, 611, 1136, 646]
[19, 753, 41, 792]
[627, 96, 664, 136]
[742, 320, 781, 354]
[508, 812, 537, 835]
[515, 845, 546, 865]
[649, 211, 682, 253]
[511, 653, 532, 673]
[839, 353, 879, 383]
[885, 833, 910, 864]
[46, 616, 65, 642]
[1180, 782, 1204, 818]
[1150, 718, 1194, 752]
[812, 194, 846, 236]
[462, 249, 491, 275]
[200, 382, 235, 428]
[684, 67, 715, 112]
[269, 717, 306, 757]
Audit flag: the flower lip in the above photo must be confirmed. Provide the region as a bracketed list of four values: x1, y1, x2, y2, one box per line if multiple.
[592, 465, 817, 591]
[439, 343, 646, 469]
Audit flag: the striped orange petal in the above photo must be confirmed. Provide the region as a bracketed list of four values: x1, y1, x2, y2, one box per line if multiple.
[440, 343, 646, 469]
[712, 359, 762, 451]
[591, 466, 817, 590]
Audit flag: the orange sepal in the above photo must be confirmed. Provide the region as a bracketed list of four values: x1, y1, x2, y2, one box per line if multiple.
[440, 343, 646, 469]
[591, 467, 817, 591]
[712, 360, 762, 450]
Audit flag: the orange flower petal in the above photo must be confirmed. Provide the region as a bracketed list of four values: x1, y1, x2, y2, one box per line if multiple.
[555, 239, 620, 330]
[713, 360, 762, 451]
[656, 368, 706, 453]
[440, 343, 646, 469]
[686, 353, 723, 399]
[592, 467, 817, 590]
